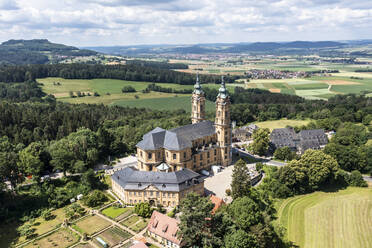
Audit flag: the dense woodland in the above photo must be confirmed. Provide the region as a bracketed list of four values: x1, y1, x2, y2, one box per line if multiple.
[0, 64, 239, 85]
[125, 59, 188, 69]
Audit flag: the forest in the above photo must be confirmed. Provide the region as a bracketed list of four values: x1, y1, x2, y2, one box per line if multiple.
[0, 64, 240, 85]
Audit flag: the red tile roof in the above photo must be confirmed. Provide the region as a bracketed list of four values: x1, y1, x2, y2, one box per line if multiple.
[147, 211, 181, 246]
[130, 241, 148, 248]
[210, 195, 225, 214]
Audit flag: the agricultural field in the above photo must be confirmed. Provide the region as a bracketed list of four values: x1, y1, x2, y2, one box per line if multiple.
[38, 77, 223, 112]
[73, 215, 111, 235]
[23, 228, 79, 248]
[254, 119, 311, 130]
[94, 227, 132, 247]
[276, 187, 372, 248]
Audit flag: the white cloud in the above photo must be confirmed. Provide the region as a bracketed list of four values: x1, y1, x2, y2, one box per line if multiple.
[0, 0, 370, 46]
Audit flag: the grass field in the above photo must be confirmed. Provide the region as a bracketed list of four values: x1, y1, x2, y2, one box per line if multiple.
[254, 119, 311, 130]
[102, 206, 132, 220]
[112, 95, 215, 112]
[38, 77, 223, 111]
[245, 73, 372, 99]
[74, 215, 111, 235]
[24, 228, 79, 248]
[121, 215, 140, 227]
[276, 187, 372, 248]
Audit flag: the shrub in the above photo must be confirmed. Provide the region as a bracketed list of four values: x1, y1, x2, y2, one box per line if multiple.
[348, 170, 367, 187]
[134, 202, 153, 218]
[82, 190, 108, 207]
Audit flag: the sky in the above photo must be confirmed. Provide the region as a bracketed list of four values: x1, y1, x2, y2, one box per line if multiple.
[0, 0, 371, 46]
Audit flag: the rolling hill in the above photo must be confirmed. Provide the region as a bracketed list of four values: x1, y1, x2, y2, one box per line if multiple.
[0, 39, 97, 65]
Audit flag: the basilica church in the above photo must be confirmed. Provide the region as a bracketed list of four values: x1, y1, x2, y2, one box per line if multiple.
[111, 76, 232, 207]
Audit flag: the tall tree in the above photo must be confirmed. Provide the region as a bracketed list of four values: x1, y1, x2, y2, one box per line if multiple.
[178, 193, 215, 248]
[231, 159, 251, 199]
[251, 128, 270, 156]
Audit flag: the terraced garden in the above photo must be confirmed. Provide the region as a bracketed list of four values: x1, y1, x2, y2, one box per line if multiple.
[23, 228, 79, 248]
[94, 227, 132, 247]
[276, 187, 372, 248]
[73, 215, 111, 235]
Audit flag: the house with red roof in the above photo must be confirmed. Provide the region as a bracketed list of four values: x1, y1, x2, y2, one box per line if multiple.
[147, 211, 182, 248]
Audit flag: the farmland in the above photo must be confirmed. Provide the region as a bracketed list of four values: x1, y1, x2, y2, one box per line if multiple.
[38, 77, 220, 112]
[276, 187, 372, 248]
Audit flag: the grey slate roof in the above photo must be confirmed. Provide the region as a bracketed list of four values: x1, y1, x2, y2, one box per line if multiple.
[270, 127, 297, 149]
[137, 121, 215, 151]
[270, 127, 328, 153]
[112, 167, 202, 192]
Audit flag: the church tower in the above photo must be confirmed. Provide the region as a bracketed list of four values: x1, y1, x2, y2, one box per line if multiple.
[191, 74, 206, 124]
[215, 76, 232, 166]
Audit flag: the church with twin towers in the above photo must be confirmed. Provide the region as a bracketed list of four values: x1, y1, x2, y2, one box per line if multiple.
[136, 74, 232, 172]
[111, 75, 232, 207]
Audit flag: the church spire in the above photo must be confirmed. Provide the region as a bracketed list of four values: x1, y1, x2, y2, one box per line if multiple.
[191, 73, 206, 124]
[193, 73, 203, 94]
[217, 76, 228, 99]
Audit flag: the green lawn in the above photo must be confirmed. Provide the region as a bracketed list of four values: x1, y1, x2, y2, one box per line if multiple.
[254, 119, 311, 130]
[276, 187, 372, 248]
[112, 95, 216, 112]
[102, 206, 132, 220]
[121, 215, 140, 228]
[73, 215, 111, 235]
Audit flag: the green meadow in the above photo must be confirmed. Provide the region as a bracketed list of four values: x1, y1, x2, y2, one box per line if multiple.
[38, 77, 224, 111]
[275, 187, 372, 248]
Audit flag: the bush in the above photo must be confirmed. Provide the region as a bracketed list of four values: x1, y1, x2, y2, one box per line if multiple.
[82, 190, 108, 207]
[255, 162, 264, 172]
[348, 170, 367, 187]
[64, 203, 86, 220]
[42, 209, 56, 221]
[122, 86, 136, 93]
[134, 202, 153, 218]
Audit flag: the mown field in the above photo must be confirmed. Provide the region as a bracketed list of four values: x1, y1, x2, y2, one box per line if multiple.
[38, 77, 223, 112]
[276, 187, 372, 248]
[254, 119, 311, 130]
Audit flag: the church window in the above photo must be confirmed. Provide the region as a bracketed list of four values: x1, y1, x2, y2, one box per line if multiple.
[173, 153, 176, 160]
[144, 192, 147, 197]
[214, 149, 217, 155]
[200, 154, 203, 160]
[158, 152, 160, 158]
[207, 152, 210, 158]
[156, 192, 159, 197]
[148, 153, 152, 159]
[183, 152, 186, 159]
[140, 151, 143, 157]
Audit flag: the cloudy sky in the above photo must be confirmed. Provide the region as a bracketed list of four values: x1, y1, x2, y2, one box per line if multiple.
[0, 0, 371, 46]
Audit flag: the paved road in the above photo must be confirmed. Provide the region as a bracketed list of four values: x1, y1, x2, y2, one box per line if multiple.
[233, 147, 287, 167]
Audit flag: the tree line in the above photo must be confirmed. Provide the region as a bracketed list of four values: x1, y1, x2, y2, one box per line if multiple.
[0, 64, 239, 85]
